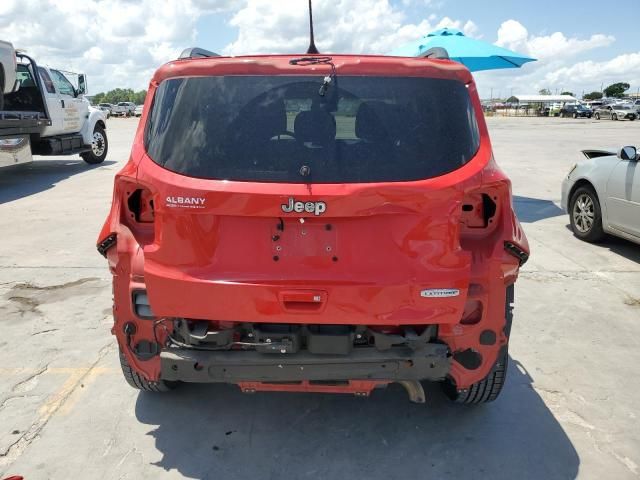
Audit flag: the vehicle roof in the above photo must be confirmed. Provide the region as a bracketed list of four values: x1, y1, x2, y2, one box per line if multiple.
[151, 54, 474, 86]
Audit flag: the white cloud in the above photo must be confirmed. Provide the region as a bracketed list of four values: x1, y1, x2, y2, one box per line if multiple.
[0, 0, 236, 93]
[495, 19, 614, 60]
[1, 2, 637, 100]
[541, 52, 640, 90]
[224, 0, 476, 55]
[475, 19, 627, 98]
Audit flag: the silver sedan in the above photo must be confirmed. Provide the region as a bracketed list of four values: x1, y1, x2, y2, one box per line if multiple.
[561, 146, 640, 245]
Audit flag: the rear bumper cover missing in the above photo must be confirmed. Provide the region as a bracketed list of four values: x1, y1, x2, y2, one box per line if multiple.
[160, 344, 451, 383]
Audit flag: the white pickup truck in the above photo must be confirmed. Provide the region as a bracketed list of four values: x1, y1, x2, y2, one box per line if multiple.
[1, 47, 108, 168]
[0, 40, 19, 110]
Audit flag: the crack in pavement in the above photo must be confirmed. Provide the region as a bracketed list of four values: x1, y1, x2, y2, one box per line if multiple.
[31, 329, 60, 336]
[11, 365, 49, 394]
[0, 343, 114, 473]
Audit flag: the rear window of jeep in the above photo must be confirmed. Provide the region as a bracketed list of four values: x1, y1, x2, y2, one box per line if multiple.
[145, 75, 480, 183]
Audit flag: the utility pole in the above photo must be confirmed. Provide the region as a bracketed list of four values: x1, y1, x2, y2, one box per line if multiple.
[490, 87, 493, 100]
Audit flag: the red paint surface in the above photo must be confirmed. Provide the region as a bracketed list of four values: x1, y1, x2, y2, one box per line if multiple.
[99, 54, 529, 391]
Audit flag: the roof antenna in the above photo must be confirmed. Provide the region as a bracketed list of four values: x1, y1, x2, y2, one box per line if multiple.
[306, 0, 319, 54]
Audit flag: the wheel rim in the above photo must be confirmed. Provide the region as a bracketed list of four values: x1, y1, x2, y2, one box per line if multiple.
[92, 131, 105, 157]
[572, 193, 595, 233]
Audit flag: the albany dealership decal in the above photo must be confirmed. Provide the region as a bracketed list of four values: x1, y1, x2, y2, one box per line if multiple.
[166, 196, 206, 209]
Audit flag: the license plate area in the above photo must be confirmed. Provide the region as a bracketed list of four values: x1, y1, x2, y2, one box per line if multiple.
[271, 221, 337, 258]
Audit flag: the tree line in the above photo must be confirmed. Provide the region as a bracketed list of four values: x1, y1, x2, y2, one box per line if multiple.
[92, 88, 147, 105]
[538, 83, 633, 101]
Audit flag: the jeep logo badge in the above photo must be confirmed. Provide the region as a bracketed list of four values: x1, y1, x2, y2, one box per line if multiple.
[281, 197, 327, 216]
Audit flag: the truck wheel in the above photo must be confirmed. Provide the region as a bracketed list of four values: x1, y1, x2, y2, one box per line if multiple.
[441, 285, 514, 404]
[119, 348, 177, 392]
[81, 125, 108, 164]
[569, 185, 605, 243]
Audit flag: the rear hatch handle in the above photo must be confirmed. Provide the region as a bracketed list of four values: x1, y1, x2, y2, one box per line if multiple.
[279, 290, 327, 312]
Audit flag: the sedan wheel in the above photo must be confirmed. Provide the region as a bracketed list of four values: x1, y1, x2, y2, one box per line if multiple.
[594, 113, 600, 120]
[569, 186, 604, 243]
[612, 114, 618, 121]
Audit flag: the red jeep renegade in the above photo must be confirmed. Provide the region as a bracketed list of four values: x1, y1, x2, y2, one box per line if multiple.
[98, 47, 529, 404]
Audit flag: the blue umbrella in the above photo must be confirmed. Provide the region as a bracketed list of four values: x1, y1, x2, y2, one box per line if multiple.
[388, 27, 536, 72]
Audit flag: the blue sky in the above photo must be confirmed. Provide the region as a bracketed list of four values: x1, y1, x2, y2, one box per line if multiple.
[196, 0, 639, 61]
[2, 0, 639, 98]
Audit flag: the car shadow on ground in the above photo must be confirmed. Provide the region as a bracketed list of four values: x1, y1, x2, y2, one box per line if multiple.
[563, 224, 640, 264]
[0, 159, 116, 204]
[135, 356, 579, 480]
[513, 196, 565, 223]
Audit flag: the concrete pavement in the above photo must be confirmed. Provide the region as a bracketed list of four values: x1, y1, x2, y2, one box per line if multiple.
[0, 117, 638, 479]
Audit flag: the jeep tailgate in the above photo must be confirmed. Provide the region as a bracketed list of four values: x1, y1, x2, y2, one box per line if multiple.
[137, 157, 474, 326]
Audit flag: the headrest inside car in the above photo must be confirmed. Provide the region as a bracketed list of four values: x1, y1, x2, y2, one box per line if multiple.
[355, 101, 399, 142]
[294, 109, 336, 146]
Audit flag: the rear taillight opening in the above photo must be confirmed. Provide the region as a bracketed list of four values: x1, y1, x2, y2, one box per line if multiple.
[119, 184, 156, 245]
[126, 188, 155, 223]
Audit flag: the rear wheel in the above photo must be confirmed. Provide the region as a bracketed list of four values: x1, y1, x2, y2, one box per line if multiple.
[569, 185, 605, 242]
[119, 348, 177, 392]
[0, 69, 5, 111]
[612, 113, 618, 121]
[441, 285, 513, 404]
[594, 113, 600, 120]
[81, 124, 108, 164]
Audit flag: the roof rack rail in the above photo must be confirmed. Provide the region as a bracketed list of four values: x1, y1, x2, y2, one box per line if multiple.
[419, 47, 450, 60]
[178, 47, 220, 60]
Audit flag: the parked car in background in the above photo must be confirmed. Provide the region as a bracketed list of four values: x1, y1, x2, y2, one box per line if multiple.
[0, 39, 19, 110]
[111, 101, 136, 117]
[559, 104, 592, 118]
[98, 102, 113, 113]
[134, 104, 143, 117]
[97, 103, 112, 118]
[549, 103, 563, 116]
[562, 146, 640, 245]
[593, 104, 637, 121]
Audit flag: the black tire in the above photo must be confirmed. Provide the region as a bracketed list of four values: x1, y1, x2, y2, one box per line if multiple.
[0, 69, 5, 111]
[81, 124, 108, 164]
[119, 348, 177, 392]
[612, 114, 618, 121]
[569, 185, 605, 243]
[595, 113, 600, 120]
[573, 113, 578, 119]
[441, 285, 514, 404]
